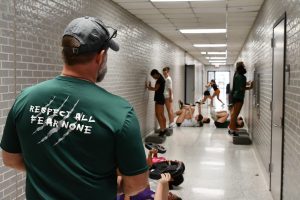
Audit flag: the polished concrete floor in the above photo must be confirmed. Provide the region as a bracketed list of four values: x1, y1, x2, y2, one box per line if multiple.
[149, 105, 273, 200]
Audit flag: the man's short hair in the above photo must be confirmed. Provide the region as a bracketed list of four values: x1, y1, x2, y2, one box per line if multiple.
[62, 36, 99, 66]
[162, 67, 170, 72]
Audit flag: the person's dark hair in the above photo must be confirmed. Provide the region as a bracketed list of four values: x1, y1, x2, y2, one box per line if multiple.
[150, 69, 160, 76]
[203, 118, 210, 123]
[237, 120, 244, 128]
[197, 114, 203, 122]
[162, 67, 170, 72]
[236, 61, 247, 75]
[62, 36, 100, 66]
[210, 79, 215, 83]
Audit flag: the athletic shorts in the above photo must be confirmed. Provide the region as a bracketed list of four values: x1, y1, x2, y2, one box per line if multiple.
[204, 90, 210, 96]
[231, 98, 244, 104]
[213, 89, 220, 95]
[214, 120, 230, 128]
[155, 99, 165, 105]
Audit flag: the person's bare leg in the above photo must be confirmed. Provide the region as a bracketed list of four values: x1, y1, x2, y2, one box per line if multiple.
[217, 94, 224, 105]
[210, 94, 215, 106]
[176, 109, 186, 124]
[229, 102, 243, 130]
[217, 113, 229, 123]
[235, 102, 244, 118]
[201, 96, 208, 103]
[175, 110, 182, 115]
[155, 104, 166, 130]
[165, 98, 174, 124]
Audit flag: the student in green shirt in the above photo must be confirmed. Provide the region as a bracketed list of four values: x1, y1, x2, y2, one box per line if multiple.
[1, 16, 149, 200]
[228, 62, 253, 135]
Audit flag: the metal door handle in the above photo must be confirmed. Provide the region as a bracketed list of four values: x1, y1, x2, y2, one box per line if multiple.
[273, 123, 279, 127]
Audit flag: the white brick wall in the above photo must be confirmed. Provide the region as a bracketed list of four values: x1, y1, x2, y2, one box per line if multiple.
[0, 0, 203, 199]
[237, 0, 300, 199]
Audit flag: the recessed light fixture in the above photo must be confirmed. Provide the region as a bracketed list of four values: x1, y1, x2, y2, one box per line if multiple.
[151, 0, 223, 2]
[179, 29, 226, 34]
[208, 57, 227, 59]
[209, 63, 226, 65]
[209, 60, 226, 63]
[194, 44, 227, 48]
[207, 51, 227, 55]
[201, 52, 207, 55]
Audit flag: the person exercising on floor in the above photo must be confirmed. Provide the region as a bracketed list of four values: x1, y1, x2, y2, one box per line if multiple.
[211, 105, 244, 128]
[176, 101, 210, 127]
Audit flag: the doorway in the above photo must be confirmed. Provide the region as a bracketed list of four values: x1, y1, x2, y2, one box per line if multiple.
[270, 13, 286, 200]
[207, 71, 230, 105]
[185, 64, 195, 104]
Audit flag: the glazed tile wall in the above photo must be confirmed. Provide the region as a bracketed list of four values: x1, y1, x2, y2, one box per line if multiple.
[237, 0, 300, 199]
[0, 0, 203, 199]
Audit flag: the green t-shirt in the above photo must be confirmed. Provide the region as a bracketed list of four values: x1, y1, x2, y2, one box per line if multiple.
[232, 73, 247, 100]
[1, 76, 148, 200]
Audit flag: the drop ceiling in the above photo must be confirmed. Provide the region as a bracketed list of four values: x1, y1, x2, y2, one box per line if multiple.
[112, 0, 264, 65]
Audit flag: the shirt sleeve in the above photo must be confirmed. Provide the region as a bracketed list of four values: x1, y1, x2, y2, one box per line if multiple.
[1, 106, 22, 153]
[167, 78, 172, 89]
[115, 108, 148, 176]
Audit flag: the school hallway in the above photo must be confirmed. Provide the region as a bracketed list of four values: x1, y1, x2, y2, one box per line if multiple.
[1, 0, 300, 199]
[149, 105, 273, 200]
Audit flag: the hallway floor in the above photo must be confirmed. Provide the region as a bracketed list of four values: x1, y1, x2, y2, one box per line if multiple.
[149, 105, 273, 200]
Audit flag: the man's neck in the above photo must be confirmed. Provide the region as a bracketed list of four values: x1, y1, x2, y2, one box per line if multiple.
[62, 65, 96, 83]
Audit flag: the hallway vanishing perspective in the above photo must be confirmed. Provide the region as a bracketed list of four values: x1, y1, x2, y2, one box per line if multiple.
[1, 0, 300, 199]
[154, 106, 273, 200]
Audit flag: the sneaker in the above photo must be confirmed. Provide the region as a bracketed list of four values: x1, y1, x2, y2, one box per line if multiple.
[228, 128, 239, 136]
[158, 129, 167, 137]
[169, 122, 176, 128]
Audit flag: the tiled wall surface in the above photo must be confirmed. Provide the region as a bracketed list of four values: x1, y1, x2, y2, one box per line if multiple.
[237, 0, 300, 199]
[0, 0, 203, 199]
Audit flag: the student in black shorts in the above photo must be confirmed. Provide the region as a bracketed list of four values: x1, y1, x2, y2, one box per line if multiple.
[146, 69, 167, 134]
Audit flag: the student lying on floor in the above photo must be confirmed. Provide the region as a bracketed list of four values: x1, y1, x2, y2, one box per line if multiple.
[211, 105, 244, 128]
[176, 101, 210, 127]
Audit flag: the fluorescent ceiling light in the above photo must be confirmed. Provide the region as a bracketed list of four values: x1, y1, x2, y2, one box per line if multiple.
[207, 51, 227, 55]
[201, 52, 207, 54]
[211, 63, 226, 66]
[180, 29, 226, 34]
[209, 60, 226, 63]
[208, 57, 227, 59]
[151, 0, 223, 2]
[194, 44, 227, 48]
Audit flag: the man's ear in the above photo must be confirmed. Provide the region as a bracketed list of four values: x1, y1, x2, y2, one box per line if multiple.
[95, 49, 107, 66]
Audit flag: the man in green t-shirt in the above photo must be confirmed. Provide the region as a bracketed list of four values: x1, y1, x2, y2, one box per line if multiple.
[1, 16, 149, 200]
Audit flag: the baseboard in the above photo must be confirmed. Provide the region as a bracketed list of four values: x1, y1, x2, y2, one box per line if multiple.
[252, 142, 270, 191]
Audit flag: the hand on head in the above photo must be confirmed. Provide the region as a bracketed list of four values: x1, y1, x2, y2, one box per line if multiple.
[159, 173, 171, 185]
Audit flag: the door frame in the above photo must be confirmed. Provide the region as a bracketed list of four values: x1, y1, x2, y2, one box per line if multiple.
[270, 12, 286, 200]
[185, 64, 195, 104]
